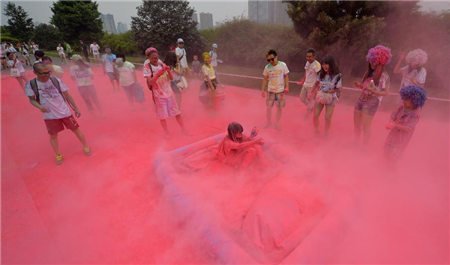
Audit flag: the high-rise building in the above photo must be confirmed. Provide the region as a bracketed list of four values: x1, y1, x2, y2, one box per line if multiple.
[199, 12, 213, 30]
[100, 13, 117, 34]
[192, 12, 200, 30]
[248, 0, 291, 25]
[117, 22, 128, 34]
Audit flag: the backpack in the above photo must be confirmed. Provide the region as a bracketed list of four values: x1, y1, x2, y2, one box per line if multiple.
[30, 77, 75, 111]
[146, 63, 154, 92]
[145, 64, 156, 103]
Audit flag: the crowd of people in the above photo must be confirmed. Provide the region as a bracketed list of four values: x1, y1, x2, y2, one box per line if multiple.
[0, 39, 429, 168]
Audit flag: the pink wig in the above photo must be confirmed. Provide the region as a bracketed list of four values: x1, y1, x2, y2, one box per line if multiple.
[366, 45, 392, 66]
[406, 49, 428, 66]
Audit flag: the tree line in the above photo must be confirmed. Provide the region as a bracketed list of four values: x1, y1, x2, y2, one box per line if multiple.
[2, 0, 449, 92]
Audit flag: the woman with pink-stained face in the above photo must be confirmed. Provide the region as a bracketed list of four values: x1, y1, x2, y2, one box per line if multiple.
[216, 122, 265, 170]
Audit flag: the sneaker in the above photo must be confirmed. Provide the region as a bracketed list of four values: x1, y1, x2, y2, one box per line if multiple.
[182, 130, 193, 136]
[83, 146, 92, 156]
[55, 154, 63, 165]
[274, 123, 281, 131]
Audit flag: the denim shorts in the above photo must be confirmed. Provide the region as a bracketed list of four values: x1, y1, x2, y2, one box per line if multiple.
[354, 95, 380, 116]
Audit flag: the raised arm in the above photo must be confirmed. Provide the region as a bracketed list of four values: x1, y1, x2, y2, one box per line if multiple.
[394, 51, 406, 74]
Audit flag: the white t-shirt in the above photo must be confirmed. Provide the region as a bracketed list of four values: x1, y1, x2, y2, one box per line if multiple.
[304, 60, 321, 87]
[57, 46, 65, 55]
[175, 47, 188, 68]
[362, 72, 390, 102]
[116, 61, 136, 86]
[209, 51, 218, 67]
[70, 65, 93, 87]
[317, 73, 342, 99]
[25, 78, 72, 120]
[102, 53, 116, 73]
[90, 44, 100, 54]
[399, 65, 427, 89]
[202, 64, 216, 81]
[6, 46, 17, 53]
[7, 58, 25, 73]
[263, 61, 289, 93]
[143, 63, 173, 98]
[32, 44, 39, 51]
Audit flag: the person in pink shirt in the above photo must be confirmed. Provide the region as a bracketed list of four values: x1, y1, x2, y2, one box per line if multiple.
[143, 47, 189, 138]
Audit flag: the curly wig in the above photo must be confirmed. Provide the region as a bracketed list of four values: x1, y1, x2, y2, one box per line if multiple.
[400, 85, 428, 109]
[405, 49, 428, 66]
[366, 45, 392, 65]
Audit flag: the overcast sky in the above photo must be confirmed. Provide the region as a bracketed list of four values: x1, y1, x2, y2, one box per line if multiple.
[1, 0, 448, 28]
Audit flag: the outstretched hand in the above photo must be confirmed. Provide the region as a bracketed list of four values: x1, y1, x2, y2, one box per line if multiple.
[254, 138, 265, 145]
[385, 123, 395, 130]
[354, 81, 363, 89]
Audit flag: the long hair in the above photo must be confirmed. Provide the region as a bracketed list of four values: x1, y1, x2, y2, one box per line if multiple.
[163, 51, 177, 69]
[116, 52, 126, 62]
[362, 63, 384, 86]
[227, 122, 244, 143]
[319, 55, 340, 80]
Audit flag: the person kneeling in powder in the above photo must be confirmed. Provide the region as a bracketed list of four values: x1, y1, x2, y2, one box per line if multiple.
[25, 63, 92, 165]
[143, 47, 190, 139]
[217, 122, 265, 170]
[384, 85, 427, 164]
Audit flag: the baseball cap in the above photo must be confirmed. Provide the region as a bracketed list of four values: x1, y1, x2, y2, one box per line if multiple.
[177, 38, 184, 43]
[212, 43, 218, 48]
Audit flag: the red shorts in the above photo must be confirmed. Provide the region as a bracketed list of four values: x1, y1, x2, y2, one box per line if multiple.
[44, 116, 79, 135]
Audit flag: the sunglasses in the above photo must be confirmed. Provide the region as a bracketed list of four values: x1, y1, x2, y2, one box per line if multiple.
[38, 71, 52, 76]
[267, 57, 276, 62]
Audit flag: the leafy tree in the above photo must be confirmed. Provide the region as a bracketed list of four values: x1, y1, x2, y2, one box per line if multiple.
[200, 18, 306, 71]
[131, 0, 206, 58]
[285, 1, 388, 75]
[50, 0, 103, 49]
[31, 24, 63, 50]
[3, 2, 34, 42]
[101, 31, 139, 55]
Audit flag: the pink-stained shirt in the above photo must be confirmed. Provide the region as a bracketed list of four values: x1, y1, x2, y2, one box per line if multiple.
[385, 105, 420, 150]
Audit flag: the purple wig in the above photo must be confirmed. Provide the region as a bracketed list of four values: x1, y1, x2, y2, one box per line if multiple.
[400, 85, 427, 109]
[366, 45, 392, 65]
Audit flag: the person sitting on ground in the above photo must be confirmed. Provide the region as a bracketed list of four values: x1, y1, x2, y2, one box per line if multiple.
[217, 122, 265, 170]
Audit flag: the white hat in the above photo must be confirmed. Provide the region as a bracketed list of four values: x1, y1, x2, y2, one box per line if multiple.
[212, 43, 218, 48]
[72, 54, 82, 61]
[177, 38, 184, 43]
